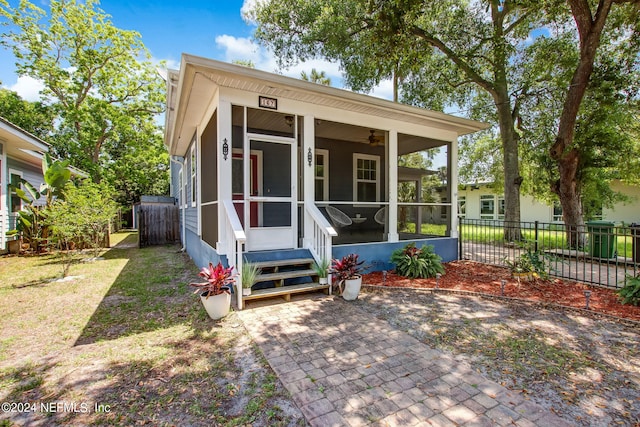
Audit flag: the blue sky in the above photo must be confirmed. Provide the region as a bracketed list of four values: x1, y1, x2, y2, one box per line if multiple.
[0, 0, 393, 101]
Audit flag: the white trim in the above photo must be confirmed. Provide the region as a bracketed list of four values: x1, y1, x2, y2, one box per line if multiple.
[449, 139, 458, 238]
[190, 143, 197, 208]
[8, 168, 23, 213]
[245, 133, 297, 251]
[315, 148, 329, 201]
[0, 143, 6, 249]
[196, 129, 202, 236]
[178, 169, 184, 208]
[353, 153, 381, 206]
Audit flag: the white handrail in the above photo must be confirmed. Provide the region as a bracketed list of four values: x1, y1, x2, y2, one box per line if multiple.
[304, 202, 337, 294]
[222, 200, 246, 309]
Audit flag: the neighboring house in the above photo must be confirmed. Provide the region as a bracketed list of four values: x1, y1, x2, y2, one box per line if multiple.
[164, 55, 487, 307]
[0, 116, 50, 252]
[458, 181, 640, 224]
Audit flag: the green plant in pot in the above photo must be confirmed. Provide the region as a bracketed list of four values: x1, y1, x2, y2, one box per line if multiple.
[313, 258, 330, 285]
[241, 262, 260, 296]
[190, 262, 235, 320]
[330, 254, 366, 300]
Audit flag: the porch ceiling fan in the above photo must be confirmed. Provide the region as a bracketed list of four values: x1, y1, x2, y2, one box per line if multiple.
[367, 130, 383, 146]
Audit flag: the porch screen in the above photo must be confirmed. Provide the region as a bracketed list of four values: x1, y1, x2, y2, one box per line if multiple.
[201, 112, 218, 246]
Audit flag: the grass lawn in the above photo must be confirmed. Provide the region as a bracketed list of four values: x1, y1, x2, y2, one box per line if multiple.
[0, 232, 304, 426]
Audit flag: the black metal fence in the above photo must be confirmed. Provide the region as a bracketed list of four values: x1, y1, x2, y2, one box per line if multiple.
[459, 218, 640, 289]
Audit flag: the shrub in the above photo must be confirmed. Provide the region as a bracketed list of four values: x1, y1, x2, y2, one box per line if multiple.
[618, 274, 640, 306]
[390, 243, 444, 279]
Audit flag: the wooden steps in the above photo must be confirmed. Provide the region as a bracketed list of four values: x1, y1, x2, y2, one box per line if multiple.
[240, 256, 329, 309]
[243, 282, 330, 304]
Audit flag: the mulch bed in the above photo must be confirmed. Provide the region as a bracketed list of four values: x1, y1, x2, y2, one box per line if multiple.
[362, 260, 640, 322]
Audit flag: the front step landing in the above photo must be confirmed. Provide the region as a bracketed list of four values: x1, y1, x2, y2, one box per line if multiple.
[241, 257, 329, 309]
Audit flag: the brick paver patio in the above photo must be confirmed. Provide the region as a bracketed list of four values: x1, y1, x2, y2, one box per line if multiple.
[238, 293, 574, 426]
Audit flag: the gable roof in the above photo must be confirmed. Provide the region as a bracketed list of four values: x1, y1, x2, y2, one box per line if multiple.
[165, 54, 489, 156]
[0, 116, 50, 167]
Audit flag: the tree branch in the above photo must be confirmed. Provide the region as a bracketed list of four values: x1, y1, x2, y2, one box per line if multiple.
[409, 25, 497, 96]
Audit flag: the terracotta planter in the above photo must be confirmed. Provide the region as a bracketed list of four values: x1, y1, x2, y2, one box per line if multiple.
[342, 275, 362, 300]
[200, 290, 231, 320]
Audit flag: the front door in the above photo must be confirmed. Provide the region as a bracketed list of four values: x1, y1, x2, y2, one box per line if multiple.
[245, 134, 297, 251]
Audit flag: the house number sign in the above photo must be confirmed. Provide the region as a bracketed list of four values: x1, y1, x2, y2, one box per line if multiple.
[259, 96, 278, 110]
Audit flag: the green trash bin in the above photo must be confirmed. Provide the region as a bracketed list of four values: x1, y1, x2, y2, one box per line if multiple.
[587, 220, 616, 258]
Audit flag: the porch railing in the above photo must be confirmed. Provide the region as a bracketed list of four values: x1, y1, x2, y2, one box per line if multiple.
[304, 202, 337, 293]
[222, 200, 246, 309]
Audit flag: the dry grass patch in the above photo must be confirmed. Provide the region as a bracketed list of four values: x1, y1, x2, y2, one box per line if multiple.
[0, 233, 305, 426]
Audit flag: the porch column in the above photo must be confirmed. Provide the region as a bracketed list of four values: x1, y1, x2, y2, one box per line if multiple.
[416, 178, 423, 234]
[217, 99, 233, 249]
[303, 115, 315, 249]
[449, 139, 458, 238]
[388, 130, 399, 242]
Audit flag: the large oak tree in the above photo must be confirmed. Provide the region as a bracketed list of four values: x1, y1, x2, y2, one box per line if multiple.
[1, 0, 166, 188]
[248, 0, 639, 242]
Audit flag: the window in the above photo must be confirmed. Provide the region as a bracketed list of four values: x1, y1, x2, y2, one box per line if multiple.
[9, 171, 23, 213]
[553, 201, 563, 222]
[315, 149, 329, 201]
[458, 196, 466, 218]
[190, 144, 196, 207]
[497, 196, 505, 220]
[353, 153, 380, 203]
[480, 195, 495, 220]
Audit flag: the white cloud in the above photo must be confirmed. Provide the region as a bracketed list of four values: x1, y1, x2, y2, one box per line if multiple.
[368, 79, 394, 101]
[215, 35, 260, 63]
[6, 75, 45, 102]
[241, 0, 260, 23]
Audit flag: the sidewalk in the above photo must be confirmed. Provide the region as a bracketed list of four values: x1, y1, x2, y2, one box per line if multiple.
[238, 294, 574, 426]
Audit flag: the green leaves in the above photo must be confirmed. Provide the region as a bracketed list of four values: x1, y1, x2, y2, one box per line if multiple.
[617, 275, 640, 306]
[390, 242, 445, 279]
[2, 0, 166, 196]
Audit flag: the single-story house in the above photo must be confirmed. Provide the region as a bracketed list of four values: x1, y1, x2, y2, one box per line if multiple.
[458, 181, 640, 224]
[164, 54, 487, 307]
[0, 116, 50, 253]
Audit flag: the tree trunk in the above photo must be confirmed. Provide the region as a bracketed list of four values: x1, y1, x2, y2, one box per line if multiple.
[551, 0, 613, 248]
[495, 83, 522, 242]
[556, 149, 585, 248]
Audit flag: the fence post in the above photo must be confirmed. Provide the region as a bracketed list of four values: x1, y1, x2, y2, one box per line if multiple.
[534, 221, 539, 252]
[458, 218, 462, 260]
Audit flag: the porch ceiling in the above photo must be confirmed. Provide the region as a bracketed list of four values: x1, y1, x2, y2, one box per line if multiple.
[165, 54, 489, 156]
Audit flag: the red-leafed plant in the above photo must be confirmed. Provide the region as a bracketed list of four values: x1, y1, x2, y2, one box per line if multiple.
[331, 254, 366, 283]
[190, 262, 235, 299]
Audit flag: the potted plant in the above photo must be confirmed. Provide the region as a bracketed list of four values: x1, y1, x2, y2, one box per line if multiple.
[190, 262, 235, 319]
[241, 262, 260, 296]
[504, 254, 534, 281]
[313, 257, 330, 285]
[330, 253, 366, 300]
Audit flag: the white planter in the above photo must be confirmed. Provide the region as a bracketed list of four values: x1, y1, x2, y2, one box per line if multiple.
[200, 291, 231, 320]
[242, 287, 252, 296]
[319, 277, 328, 285]
[342, 276, 362, 301]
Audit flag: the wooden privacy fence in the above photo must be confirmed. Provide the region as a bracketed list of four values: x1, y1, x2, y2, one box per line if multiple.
[138, 204, 179, 247]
